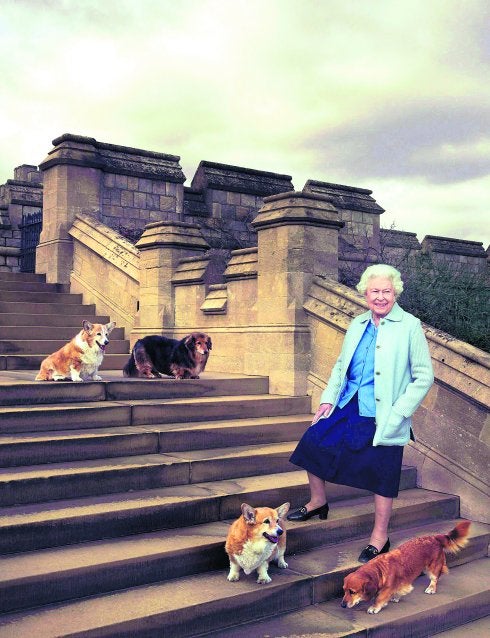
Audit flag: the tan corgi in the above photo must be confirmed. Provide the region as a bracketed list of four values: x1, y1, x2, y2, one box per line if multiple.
[225, 502, 290, 584]
[35, 320, 116, 382]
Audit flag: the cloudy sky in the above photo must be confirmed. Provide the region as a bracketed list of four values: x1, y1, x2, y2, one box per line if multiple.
[1, 0, 489, 247]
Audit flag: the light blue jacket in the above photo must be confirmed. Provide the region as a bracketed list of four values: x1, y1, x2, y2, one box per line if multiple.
[320, 303, 434, 446]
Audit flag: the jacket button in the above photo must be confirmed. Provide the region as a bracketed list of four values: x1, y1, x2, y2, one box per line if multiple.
[376, 345, 381, 349]
[375, 398, 380, 402]
[375, 371, 380, 375]
[380, 321, 385, 325]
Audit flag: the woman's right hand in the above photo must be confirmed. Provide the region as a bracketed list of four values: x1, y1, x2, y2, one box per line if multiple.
[311, 403, 333, 425]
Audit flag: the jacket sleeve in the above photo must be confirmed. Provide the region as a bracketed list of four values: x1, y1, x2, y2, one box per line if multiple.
[319, 348, 344, 405]
[392, 319, 434, 418]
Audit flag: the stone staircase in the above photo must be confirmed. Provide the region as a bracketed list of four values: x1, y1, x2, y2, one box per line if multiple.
[0, 271, 129, 371]
[0, 272, 488, 637]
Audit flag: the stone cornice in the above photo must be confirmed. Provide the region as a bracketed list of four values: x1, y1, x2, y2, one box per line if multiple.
[191, 160, 293, 196]
[303, 179, 385, 214]
[422, 235, 487, 258]
[252, 191, 344, 231]
[39, 133, 186, 183]
[136, 221, 210, 252]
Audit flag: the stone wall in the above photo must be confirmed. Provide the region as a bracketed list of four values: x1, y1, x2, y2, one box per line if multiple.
[69, 214, 140, 330]
[184, 161, 294, 248]
[0, 165, 43, 271]
[421, 235, 488, 274]
[304, 276, 490, 523]
[302, 179, 385, 284]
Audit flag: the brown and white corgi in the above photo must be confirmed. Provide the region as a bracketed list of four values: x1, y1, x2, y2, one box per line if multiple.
[225, 502, 290, 584]
[35, 320, 116, 382]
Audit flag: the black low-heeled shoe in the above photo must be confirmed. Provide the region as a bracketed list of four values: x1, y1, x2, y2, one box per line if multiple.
[358, 538, 390, 563]
[286, 503, 329, 522]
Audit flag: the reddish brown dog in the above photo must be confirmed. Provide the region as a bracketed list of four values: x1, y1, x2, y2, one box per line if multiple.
[342, 521, 471, 614]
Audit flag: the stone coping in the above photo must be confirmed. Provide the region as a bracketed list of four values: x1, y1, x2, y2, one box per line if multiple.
[51, 133, 180, 162]
[190, 160, 293, 196]
[422, 235, 487, 257]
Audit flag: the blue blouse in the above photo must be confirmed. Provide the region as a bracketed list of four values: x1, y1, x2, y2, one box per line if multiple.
[338, 319, 377, 416]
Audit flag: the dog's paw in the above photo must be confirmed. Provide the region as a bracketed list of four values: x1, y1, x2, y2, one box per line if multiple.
[390, 596, 401, 603]
[277, 558, 288, 569]
[257, 574, 272, 584]
[367, 606, 381, 614]
[227, 574, 240, 582]
[92, 375, 102, 381]
[71, 377, 83, 383]
[424, 586, 436, 594]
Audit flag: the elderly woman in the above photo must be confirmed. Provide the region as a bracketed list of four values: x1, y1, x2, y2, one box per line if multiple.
[288, 264, 434, 562]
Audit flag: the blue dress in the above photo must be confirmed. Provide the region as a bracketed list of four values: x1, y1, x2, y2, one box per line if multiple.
[290, 321, 404, 498]
[289, 394, 403, 497]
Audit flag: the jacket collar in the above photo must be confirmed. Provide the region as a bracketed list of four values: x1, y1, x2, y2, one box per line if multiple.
[359, 302, 403, 323]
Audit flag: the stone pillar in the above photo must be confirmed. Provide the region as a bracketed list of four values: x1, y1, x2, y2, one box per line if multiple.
[250, 191, 343, 395]
[36, 133, 186, 285]
[133, 221, 209, 342]
[37, 136, 102, 283]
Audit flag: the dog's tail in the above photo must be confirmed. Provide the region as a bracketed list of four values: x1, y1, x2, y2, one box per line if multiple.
[122, 350, 137, 377]
[436, 520, 471, 554]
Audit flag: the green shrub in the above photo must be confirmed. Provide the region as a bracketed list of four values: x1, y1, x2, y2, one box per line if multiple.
[398, 256, 489, 352]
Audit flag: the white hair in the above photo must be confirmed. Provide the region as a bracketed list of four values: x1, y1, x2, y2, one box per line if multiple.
[356, 264, 404, 297]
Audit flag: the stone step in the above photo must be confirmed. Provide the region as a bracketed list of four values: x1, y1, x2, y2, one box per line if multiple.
[0, 415, 309, 466]
[0, 514, 487, 618]
[127, 393, 312, 427]
[0, 289, 83, 304]
[0, 272, 45, 282]
[0, 400, 132, 434]
[433, 616, 490, 637]
[0, 394, 309, 433]
[206, 559, 490, 638]
[1, 352, 128, 370]
[0, 480, 447, 555]
[0, 426, 159, 466]
[0, 313, 111, 327]
[0, 372, 270, 406]
[0, 338, 129, 355]
[0, 525, 485, 637]
[0, 280, 69, 293]
[0, 300, 96, 315]
[0, 441, 298, 506]
[0, 326, 126, 340]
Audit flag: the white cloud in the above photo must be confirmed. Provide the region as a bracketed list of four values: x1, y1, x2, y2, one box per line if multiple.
[0, 0, 488, 246]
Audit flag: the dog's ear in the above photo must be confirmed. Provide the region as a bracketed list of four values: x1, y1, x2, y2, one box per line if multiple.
[83, 320, 93, 332]
[105, 322, 116, 333]
[361, 574, 378, 600]
[241, 503, 256, 525]
[184, 335, 195, 349]
[276, 503, 290, 519]
[207, 337, 212, 350]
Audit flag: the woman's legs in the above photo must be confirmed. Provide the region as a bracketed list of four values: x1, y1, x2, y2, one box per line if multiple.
[369, 494, 393, 549]
[304, 471, 328, 510]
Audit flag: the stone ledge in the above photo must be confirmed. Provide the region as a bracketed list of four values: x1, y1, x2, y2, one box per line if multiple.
[303, 179, 385, 214]
[224, 247, 258, 281]
[422, 235, 487, 258]
[191, 160, 293, 196]
[69, 214, 140, 282]
[381, 228, 421, 249]
[200, 284, 228, 314]
[40, 133, 186, 183]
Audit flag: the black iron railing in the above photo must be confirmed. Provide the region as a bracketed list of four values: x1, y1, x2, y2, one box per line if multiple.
[19, 210, 42, 273]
